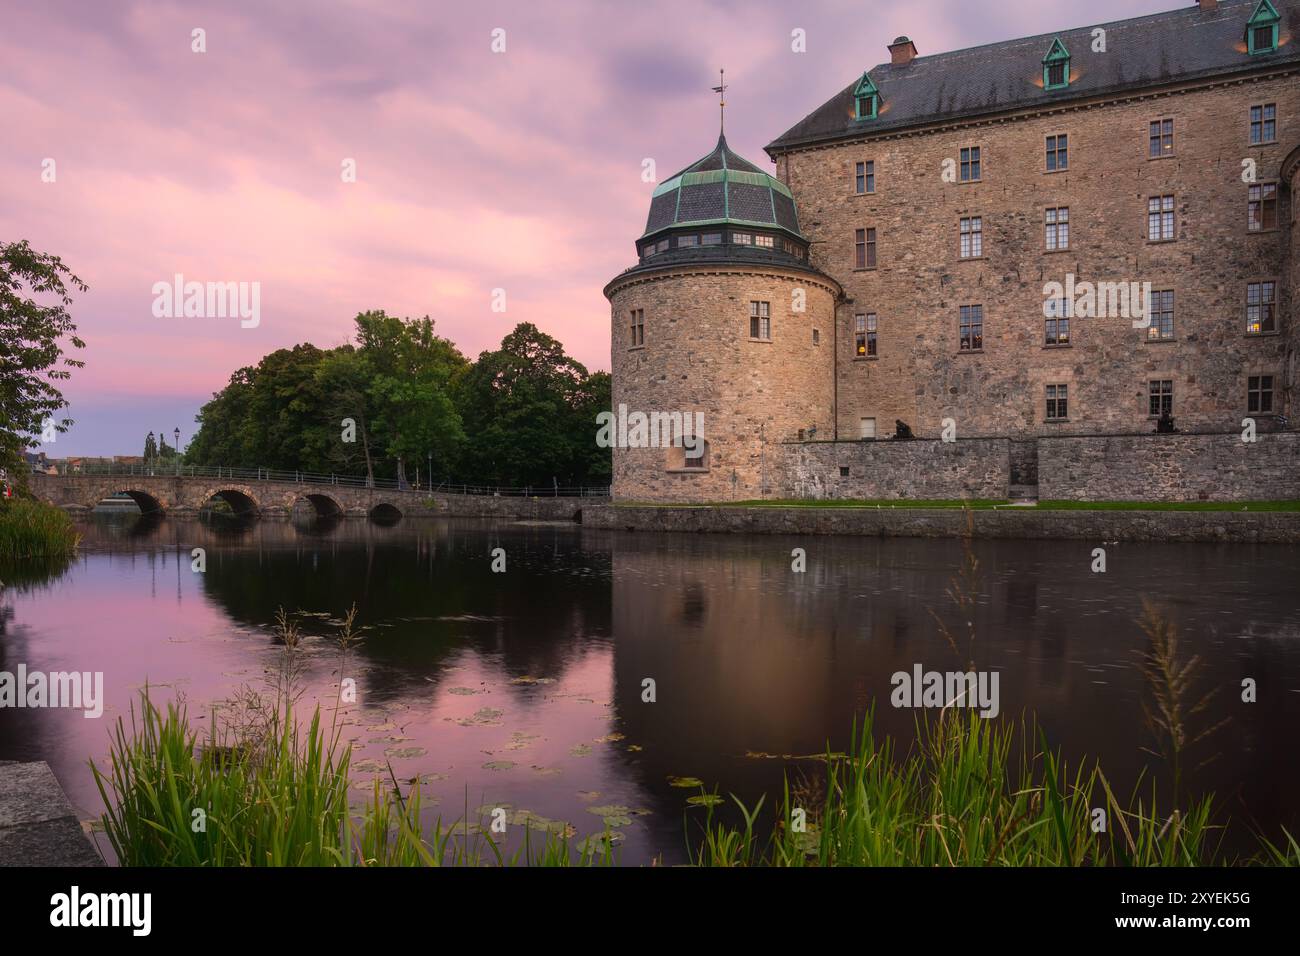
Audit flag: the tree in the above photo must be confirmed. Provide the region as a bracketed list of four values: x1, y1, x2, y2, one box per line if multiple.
[143, 432, 158, 461]
[0, 241, 86, 486]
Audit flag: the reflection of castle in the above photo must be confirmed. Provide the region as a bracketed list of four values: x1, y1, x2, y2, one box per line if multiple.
[606, 0, 1300, 502]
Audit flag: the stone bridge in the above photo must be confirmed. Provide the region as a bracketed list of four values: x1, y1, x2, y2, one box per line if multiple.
[29, 472, 425, 520]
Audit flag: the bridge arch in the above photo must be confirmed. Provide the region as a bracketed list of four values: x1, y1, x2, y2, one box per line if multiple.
[298, 493, 344, 518]
[197, 487, 261, 517]
[101, 489, 166, 514]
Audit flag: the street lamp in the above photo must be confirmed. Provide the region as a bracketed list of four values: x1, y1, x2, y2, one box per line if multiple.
[174, 427, 181, 475]
[146, 431, 155, 475]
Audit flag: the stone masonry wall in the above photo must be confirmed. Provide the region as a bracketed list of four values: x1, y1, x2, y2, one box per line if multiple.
[1038, 432, 1300, 501]
[777, 71, 1299, 440]
[774, 438, 1009, 500]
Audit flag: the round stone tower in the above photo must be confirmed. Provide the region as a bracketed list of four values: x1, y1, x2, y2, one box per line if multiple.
[604, 133, 840, 502]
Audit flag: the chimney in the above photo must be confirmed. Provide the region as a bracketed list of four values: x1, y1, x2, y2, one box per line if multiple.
[1198, 0, 1216, 10]
[888, 36, 918, 66]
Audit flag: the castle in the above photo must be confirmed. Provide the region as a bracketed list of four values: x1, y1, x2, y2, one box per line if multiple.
[605, 0, 1300, 503]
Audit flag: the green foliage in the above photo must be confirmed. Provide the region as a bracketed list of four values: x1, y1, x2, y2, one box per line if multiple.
[688, 709, 1238, 867]
[185, 314, 609, 487]
[0, 241, 86, 482]
[0, 496, 80, 569]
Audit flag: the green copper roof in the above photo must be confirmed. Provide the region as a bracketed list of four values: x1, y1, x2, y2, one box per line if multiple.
[641, 135, 803, 240]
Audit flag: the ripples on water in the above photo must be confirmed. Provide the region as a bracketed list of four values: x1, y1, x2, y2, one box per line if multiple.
[2, 514, 1298, 863]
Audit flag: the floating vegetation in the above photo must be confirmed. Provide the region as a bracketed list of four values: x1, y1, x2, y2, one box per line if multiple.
[481, 760, 516, 771]
[667, 776, 704, 788]
[450, 707, 504, 727]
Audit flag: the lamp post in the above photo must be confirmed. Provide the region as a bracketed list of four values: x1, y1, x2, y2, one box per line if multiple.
[146, 431, 155, 475]
[174, 427, 181, 475]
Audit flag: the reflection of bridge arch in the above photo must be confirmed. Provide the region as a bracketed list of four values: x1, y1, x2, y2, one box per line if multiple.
[369, 502, 403, 524]
[107, 489, 166, 514]
[197, 487, 260, 517]
[300, 493, 344, 517]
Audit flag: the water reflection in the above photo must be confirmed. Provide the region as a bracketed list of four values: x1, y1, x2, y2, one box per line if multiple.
[1, 515, 1297, 863]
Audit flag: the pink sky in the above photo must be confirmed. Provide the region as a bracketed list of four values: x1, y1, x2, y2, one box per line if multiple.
[1, 0, 1183, 455]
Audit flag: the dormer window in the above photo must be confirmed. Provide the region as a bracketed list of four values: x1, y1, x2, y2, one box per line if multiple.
[1042, 38, 1070, 90]
[853, 73, 879, 120]
[1246, 0, 1280, 54]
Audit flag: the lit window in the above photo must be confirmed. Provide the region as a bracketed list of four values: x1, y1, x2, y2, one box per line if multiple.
[754, 235, 775, 248]
[1149, 118, 1174, 158]
[732, 232, 753, 245]
[959, 305, 983, 351]
[854, 313, 876, 357]
[1045, 299, 1070, 346]
[959, 217, 982, 258]
[1147, 290, 1174, 341]
[1246, 281, 1276, 334]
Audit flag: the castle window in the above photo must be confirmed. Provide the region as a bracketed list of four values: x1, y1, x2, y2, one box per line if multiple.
[732, 232, 753, 245]
[1247, 1, 1280, 54]
[1042, 38, 1070, 91]
[677, 235, 699, 247]
[855, 160, 875, 194]
[813, 328, 820, 345]
[1149, 119, 1174, 158]
[854, 313, 876, 357]
[1147, 195, 1175, 241]
[1248, 375, 1275, 414]
[959, 305, 983, 351]
[630, 309, 644, 347]
[1248, 183, 1277, 231]
[1250, 103, 1277, 144]
[1044, 300, 1070, 346]
[1045, 207, 1069, 250]
[655, 239, 669, 253]
[1148, 380, 1173, 418]
[853, 73, 879, 120]
[960, 146, 981, 182]
[1045, 384, 1068, 421]
[749, 300, 771, 340]
[854, 228, 877, 268]
[1045, 134, 1068, 171]
[701, 233, 722, 245]
[667, 440, 710, 472]
[1246, 281, 1276, 333]
[755, 235, 775, 248]
[1147, 290, 1174, 341]
[959, 216, 982, 258]
[642, 244, 655, 258]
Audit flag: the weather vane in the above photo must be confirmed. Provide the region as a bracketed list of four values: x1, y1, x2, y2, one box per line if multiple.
[711, 68, 727, 135]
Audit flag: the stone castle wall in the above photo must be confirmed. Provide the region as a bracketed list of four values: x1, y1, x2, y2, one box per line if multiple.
[1037, 431, 1300, 502]
[606, 264, 838, 502]
[777, 72, 1298, 441]
[774, 439, 1010, 500]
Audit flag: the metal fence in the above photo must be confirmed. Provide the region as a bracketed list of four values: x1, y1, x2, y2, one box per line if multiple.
[41, 462, 610, 498]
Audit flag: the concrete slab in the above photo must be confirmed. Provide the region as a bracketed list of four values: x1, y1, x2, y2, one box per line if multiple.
[0, 761, 102, 866]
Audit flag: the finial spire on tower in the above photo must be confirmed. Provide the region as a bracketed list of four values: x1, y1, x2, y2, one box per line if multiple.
[711, 68, 727, 136]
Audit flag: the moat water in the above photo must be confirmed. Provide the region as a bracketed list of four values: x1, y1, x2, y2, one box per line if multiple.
[2, 514, 1298, 863]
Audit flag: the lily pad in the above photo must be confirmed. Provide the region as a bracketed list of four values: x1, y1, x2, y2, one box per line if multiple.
[569, 743, 593, 757]
[482, 760, 516, 771]
[687, 794, 724, 808]
[384, 746, 427, 759]
[667, 776, 704, 788]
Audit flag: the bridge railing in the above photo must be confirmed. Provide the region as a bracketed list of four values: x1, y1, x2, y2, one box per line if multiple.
[41, 462, 610, 498]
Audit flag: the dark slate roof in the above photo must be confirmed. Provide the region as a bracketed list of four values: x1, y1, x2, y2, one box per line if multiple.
[767, 0, 1300, 154]
[641, 134, 805, 239]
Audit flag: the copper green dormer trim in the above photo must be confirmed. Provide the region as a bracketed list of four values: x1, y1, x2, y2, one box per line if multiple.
[1247, 0, 1280, 54]
[853, 72, 879, 120]
[1042, 37, 1070, 90]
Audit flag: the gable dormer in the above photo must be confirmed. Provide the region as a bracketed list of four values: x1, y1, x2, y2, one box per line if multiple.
[853, 73, 879, 120]
[1246, 0, 1280, 55]
[1042, 37, 1071, 90]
